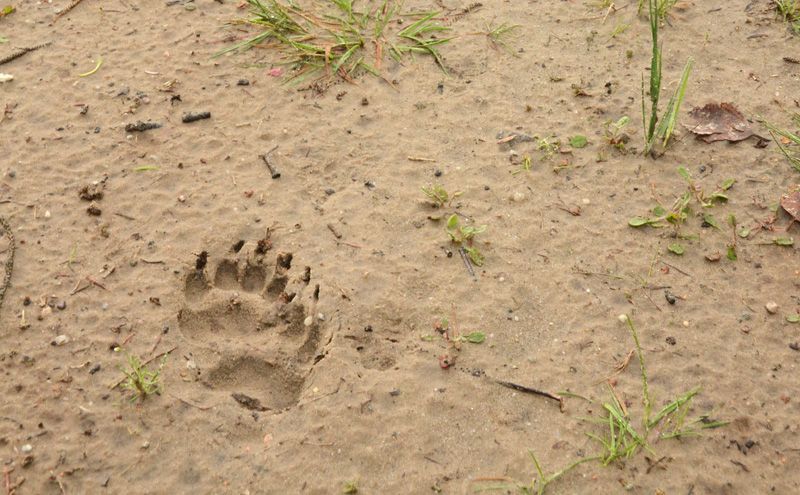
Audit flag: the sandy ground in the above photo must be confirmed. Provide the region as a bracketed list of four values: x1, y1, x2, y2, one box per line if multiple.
[1, 0, 800, 493]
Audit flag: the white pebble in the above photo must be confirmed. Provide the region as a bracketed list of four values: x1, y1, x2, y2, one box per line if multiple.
[582, 198, 590, 205]
[52, 335, 70, 346]
[44, 210, 51, 219]
[618, 314, 628, 323]
[304, 316, 313, 327]
[765, 301, 779, 314]
[317, 313, 325, 321]
[20, 444, 32, 453]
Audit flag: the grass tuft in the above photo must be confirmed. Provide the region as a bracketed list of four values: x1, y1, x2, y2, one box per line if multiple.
[216, 0, 451, 84]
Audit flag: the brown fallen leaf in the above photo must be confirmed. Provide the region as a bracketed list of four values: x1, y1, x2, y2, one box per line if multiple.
[685, 102, 754, 143]
[780, 190, 800, 222]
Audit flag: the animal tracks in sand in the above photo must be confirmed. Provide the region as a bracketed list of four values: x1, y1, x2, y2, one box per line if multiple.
[178, 240, 327, 412]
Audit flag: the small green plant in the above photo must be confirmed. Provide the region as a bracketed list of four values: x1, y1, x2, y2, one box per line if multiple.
[629, 167, 735, 236]
[775, 0, 800, 34]
[642, 0, 693, 156]
[216, 0, 451, 84]
[485, 22, 521, 55]
[342, 480, 358, 494]
[603, 116, 631, 152]
[762, 120, 800, 172]
[535, 136, 561, 160]
[475, 315, 725, 494]
[512, 154, 533, 175]
[422, 184, 461, 208]
[119, 353, 167, 402]
[446, 214, 486, 266]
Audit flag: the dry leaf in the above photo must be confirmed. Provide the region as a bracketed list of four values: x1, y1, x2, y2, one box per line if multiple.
[780, 190, 800, 222]
[685, 102, 754, 143]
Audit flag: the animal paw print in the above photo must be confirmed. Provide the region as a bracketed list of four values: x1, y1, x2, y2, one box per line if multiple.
[178, 241, 324, 411]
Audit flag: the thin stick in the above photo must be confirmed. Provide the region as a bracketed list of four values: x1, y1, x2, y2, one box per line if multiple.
[0, 42, 52, 67]
[495, 379, 565, 412]
[458, 246, 475, 278]
[661, 261, 691, 277]
[108, 346, 177, 390]
[0, 217, 14, 313]
[261, 145, 281, 179]
[51, 0, 84, 24]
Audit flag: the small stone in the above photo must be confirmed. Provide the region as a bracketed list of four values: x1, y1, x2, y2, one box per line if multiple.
[141, 441, 150, 449]
[178, 195, 186, 203]
[766, 301, 779, 314]
[184, 2, 196, 10]
[44, 210, 51, 219]
[52, 335, 70, 346]
[317, 313, 325, 321]
[324, 188, 335, 195]
[20, 444, 32, 454]
[434, 169, 442, 177]
[666, 336, 676, 345]
[581, 198, 590, 205]
[682, 320, 690, 327]
[56, 301, 67, 311]
[237, 79, 250, 86]
[618, 314, 628, 323]
[303, 316, 314, 327]
[389, 388, 401, 397]
[664, 291, 676, 305]
[511, 191, 526, 202]
[361, 97, 369, 106]
[87, 203, 102, 216]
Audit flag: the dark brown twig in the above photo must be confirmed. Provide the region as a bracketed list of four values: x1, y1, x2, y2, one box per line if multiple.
[0, 42, 52, 67]
[51, 0, 84, 24]
[261, 146, 281, 179]
[495, 379, 565, 412]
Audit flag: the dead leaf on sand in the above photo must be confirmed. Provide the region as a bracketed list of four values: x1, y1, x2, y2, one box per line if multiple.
[685, 102, 754, 143]
[780, 190, 800, 223]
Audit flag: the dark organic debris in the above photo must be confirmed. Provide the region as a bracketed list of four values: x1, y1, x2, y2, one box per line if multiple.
[232, 392, 268, 411]
[195, 251, 208, 271]
[685, 103, 754, 143]
[495, 379, 565, 412]
[182, 111, 211, 123]
[261, 146, 281, 179]
[0, 42, 52, 67]
[125, 121, 162, 133]
[78, 183, 104, 201]
[86, 203, 102, 216]
[780, 190, 800, 223]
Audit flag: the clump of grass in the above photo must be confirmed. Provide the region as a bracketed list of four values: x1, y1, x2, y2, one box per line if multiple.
[119, 353, 167, 402]
[484, 22, 520, 55]
[474, 315, 725, 494]
[642, 0, 693, 156]
[216, 0, 451, 84]
[775, 0, 800, 34]
[762, 120, 800, 171]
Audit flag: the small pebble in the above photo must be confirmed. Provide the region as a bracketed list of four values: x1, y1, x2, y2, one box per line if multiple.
[303, 316, 313, 327]
[39, 307, 52, 320]
[581, 198, 590, 205]
[324, 188, 335, 195]
[317, 313, 325, 321]
[682, 320, 690, 327]
[56, 301, 67, 311]
[52, 335, 70, 346]
[434, 169, 442, 177]
[44, 210, 51, 219]
[766, 301, 779, 314]
[141, 441, 150, 450]
[389, 388, 401, 397]
[618, 314, 628, 323]
[664, 291, 676, 305]
[511, 191, 526, 202]
[237, 79, 250, 86]
[20, 444, 32, 454]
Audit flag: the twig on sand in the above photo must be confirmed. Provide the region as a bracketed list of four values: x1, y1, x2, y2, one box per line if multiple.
[51, 0, 84, 24]
[261, 146, 281, 179]
[495, 379, 565, 412]
[0, 42, 52, 67]
[458, 246, 475, 278]
[0, 217, 14, 313]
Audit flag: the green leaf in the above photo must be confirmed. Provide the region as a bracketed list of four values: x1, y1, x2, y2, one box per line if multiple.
[0, 6, 15, 17]
[446, 214, 458, 231]
[720, 178, 736, 190]
[726, 245, 737, 261]
[774, 237, 794, 246]
[668, 243, 685, 255]
[728, 214, 736, 227]
[786, 314, 800, 324]
[133, 166, 159, 172]
[420, 334, 436, 342]
[464, 331, 486, 344]
[708, 192, 728, 203]
[677, 166, 691, 181]
[465, 246, 484, 266]
[737, 226, 750, 238]
[652, 205, 666, 216]
[702, 213, 720, 230]
[629, 217, 651, 227]
[569, 135, 588, 148]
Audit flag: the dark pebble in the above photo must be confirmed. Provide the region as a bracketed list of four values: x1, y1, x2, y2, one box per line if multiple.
[56, 301, 66, 311]
[664, 291, 676, 305]
[389, 388, 401, 397]
[364, 181, 375, 189]
[790, 343, 800, 351]
[434, 169, 442, 177]
[324, 188, 335, 195]
[666, 336, 676, 345]
[89, 363, 101, 374]
[237, 79, 250, 86]
[364, 325, 373, 332]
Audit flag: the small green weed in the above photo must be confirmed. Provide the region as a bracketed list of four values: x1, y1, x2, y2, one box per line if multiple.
[446, 214, 486, 266]
[762, 120, 800, 172]
[603, 116, 631, 152]
[422, 184, 462, 208]
[485, 22, 521, 55]
[642, 0, 693, 156]
[217, 0, 451, 84]
[119, 353, 167, 402]
[775, 0, 800, 34]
